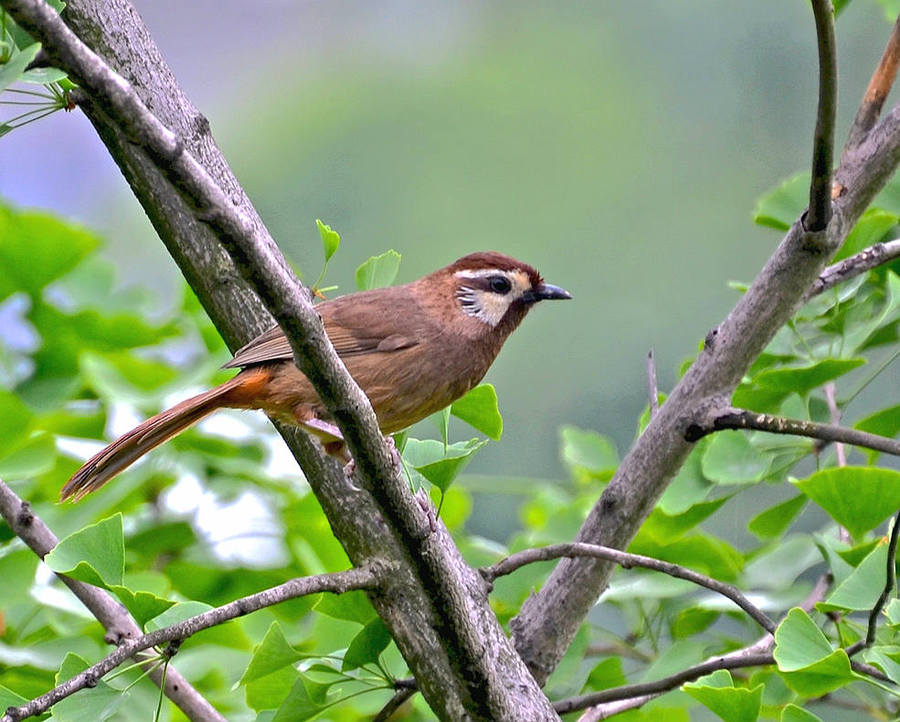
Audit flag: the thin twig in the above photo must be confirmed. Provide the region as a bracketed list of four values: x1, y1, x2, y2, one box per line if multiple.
[647, 349, 659, 419]
[372, 686, 417, 722]
[553, 651, 775, 715]
[1, 562, 381, 721]
[846, 510, 900, 655]
[807, 239, 900, 300]
[823, 382, 851, 542]
[686, 408, 900, 458]
[844, 14, 900, 154]
[482, 542, 776, 634]
[806, 0, 838, 231]
[0, 480, 225, 722]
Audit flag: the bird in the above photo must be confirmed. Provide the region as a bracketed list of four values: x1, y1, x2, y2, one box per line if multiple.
[60, 251, 571, 500]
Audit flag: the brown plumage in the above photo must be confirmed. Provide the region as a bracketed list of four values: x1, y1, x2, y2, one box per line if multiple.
[61, 251, 571, 500]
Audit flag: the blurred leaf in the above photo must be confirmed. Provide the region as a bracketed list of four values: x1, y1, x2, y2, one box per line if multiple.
[342, 617, 391, 671]
[45, 514, 124, 587]
[0, 685, 26, 711]
[793, 467, 900, 540]
[672, 608, 719, 639]
[631, 531, 742, 582]
[0, 389, 32, 456]
[834, 208, 898, 262]
[19, 67, 68, 84]
[315, 219, 340, 263]
[0, 433, 55, 480]
[584, 657, 626, 691]
[450, 383, 503, 440]
[239, 622, 304, 686]
[701, 431, 770, 485]
[818, 541, 889, 613]
[0, 549, 38, 606]
[755, 358, 865, 394]
[145, 600, 213, 632]
[559, 425, 618, 481]
[0, 43, 39, 94]
[245, 665, 298, 714]
[658, 445, 712, 514]
[271, 674, 330, 722]
[781, 704, 823, 722]
[313, 590, 376, 626]
[0, 204, 98, 300]
[79, 351, 178, 399]
[748, 494, 807, 539]
[51, 653, 123, 722]
[773, 608, 859, 695]
[855, 402, 900, 462]
[355, 250, 401, 291]
[683, 670, 762, 722]
[753, 172, 809, 231]
[642, 496, 729, 543]
[745, 535, 821, 590]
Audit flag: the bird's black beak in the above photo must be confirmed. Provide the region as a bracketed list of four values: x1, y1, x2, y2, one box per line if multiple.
[523, 283, 572, 304]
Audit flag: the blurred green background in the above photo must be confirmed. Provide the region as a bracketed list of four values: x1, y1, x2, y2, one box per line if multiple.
[1, 0, 895, 524]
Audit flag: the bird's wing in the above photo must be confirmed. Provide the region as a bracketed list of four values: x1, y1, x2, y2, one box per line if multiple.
[223, 288, 430, 369]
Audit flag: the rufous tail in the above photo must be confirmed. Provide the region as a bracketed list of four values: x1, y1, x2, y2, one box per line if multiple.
[60, 369, 268, 501]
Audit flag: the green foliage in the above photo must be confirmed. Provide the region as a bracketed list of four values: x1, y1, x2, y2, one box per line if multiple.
[354, 249, 401, 290]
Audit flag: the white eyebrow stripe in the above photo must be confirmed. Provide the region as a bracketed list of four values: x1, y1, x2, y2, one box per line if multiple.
[454, 269, 507, 279]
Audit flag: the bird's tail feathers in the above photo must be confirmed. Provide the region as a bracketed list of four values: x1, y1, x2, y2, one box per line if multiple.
[60, 371, 263, 501]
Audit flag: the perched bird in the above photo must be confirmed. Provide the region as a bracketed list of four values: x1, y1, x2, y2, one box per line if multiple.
[61, 251, 571, 500]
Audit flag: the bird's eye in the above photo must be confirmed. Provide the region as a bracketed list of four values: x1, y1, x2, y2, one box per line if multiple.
[488, 275, 512, 294]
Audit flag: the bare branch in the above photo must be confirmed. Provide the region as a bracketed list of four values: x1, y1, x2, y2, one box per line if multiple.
[483, 542, 776, 634]
[373, 686, 417, 722]
[553, 651, 775, 716]
[686, 407, 900, 458]
[1, 561, 381, 722]
[846, 509, 900, 656]
[0, 480, 224, 722]
[844, 15, 900, 154]
[807, 239, 900, 299]
[647, 349, 659, 419]
[806, 0, 838, 231]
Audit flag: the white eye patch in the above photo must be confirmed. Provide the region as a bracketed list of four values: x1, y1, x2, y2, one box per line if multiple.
[453, 269, 531, 326]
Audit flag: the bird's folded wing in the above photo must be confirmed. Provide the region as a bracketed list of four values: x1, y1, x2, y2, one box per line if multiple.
[223, 291, 429, 369]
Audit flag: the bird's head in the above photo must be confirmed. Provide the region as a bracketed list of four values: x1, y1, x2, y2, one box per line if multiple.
[424, 251, 571, 338]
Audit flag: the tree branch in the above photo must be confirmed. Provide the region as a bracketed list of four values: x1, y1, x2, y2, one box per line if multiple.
[1, 0, 559, 717]
[0, 480, 224, 722]
[685, 407, 900, 458]
[1, 559, 381, 722]
[482, 543, 775, 633]
[373, 686, 417, 722]
[846, 509, 900, 656]
[553, 651, 775, 716]
[512, 13, 900, 682]
[806, 0, 838, 231]
[843, 14, 900, 155]
[806, 238, 900, 299]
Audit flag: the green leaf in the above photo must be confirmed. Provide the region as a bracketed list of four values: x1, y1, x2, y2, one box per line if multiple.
[239, 622, 305, 686]
[0, 43, 39, 94]
[0, 684, 26, 711]
[755, 358, 865, 394]
[0, 204, 99, 300]
[0, 432, 56, 480]
[642, 496, 730, 543]
[0, 390, 33, 457]
[450, 384, 503, 440]
[781, 704, 823, 722]
[355, 250, 401, 291]
[315, 219, 340, 263]
[748, 494, 807, 539]
[342, 617, 391, 671]
[144, 600, 213, 632]
[672, 608, 719, 639]
[559, 425, 618, 481]
[584, 657, 626, 690]
[855, 402, 900, 462]
[410, 438, 487, 492]
[107, 585, 175, 627]
[818, 541, 889, 613]
[45, 514, 124, 587]
[834, 208, 899, 262]
[701, 431, 770, 485]
[314, 590, 376, 626]
[683, 670, 762, 722]
[753, 172, 809, 231]
[271, 675, 330, 722]
[774, 608, 860, 696]
[51, 653, 123, 722]
[19, 67, 68, 85]
[793, 467, 900, 540]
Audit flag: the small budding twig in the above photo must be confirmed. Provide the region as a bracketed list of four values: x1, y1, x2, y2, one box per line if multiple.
[646, 348, 659, 419]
